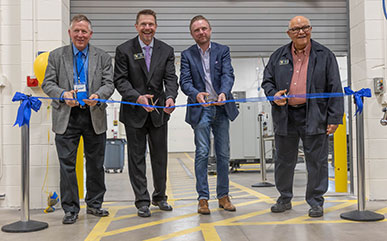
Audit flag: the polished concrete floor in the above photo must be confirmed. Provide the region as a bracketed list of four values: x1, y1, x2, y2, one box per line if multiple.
[1, 152, 387, 241]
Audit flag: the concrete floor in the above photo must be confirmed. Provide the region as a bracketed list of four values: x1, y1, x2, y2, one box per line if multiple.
[1, 152, 387, 241]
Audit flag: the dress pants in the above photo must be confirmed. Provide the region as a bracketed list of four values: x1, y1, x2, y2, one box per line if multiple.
[125, 115, 168, 208]
[274, 106, 329, 207]
[55, 107, 107, 214]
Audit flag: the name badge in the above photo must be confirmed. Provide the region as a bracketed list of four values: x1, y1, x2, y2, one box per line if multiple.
[279, 59, 289, 65]
[74, 84, 86, 92]
[134, 53, 144, 60]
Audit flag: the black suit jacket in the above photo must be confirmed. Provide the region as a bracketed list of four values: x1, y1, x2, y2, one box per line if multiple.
[114, 37, 179, 128]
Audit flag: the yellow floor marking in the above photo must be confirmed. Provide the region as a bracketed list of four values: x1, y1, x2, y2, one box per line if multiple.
[144, 226, 202, 241]
[229, 181, 274, 204]
[166, 168, 175, 206]
[84, 207, 119, 241]
[201, 223, 221, 241]
[101, 213, 199, 237]
[282, 201, 355, 224]
[376, 207, 387, 214]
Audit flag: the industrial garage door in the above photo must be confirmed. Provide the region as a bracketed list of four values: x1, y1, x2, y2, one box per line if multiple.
[70, 0, 348, 57]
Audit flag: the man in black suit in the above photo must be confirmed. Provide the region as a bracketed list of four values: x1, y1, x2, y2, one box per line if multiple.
[114, 9, 178, 217]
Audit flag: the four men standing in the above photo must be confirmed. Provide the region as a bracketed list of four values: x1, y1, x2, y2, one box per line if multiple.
[42, 10, 344, 222]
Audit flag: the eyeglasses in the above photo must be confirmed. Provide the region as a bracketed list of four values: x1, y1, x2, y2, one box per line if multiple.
[288, 25, 311, 33]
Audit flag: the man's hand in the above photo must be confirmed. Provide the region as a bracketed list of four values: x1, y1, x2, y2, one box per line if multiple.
[63, 90, 78, 107]
[214, 93, 226, 106]
[137, 94, 154, 112]
[163, 98, 175, 114]
[84, 94, 99, 107]
[326, 124, 339, 135]
[273, 89, 287, 106]
[196, 92, 210, 107]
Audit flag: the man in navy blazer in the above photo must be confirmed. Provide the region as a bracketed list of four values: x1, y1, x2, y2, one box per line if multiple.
[180, 15, 239, 215]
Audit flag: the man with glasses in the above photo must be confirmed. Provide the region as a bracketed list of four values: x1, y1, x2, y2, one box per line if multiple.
[261, 16, 344, 217]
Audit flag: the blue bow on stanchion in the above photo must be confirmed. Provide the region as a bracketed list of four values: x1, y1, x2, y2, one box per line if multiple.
[12, 92, 42, 127]
[344, 87, 372, 115]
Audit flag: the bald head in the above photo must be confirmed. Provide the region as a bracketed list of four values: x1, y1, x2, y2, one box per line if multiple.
[287, 16, 312, 51]
[288, 16, 311, 29]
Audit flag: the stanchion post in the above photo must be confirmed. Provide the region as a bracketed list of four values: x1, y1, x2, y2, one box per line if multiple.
[340, 96, 384, 221]
[252, 114, 274, 187]
[2, 121, 48, 232]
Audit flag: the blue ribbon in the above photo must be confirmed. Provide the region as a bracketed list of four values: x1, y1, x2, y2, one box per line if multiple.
[12, 92, 42, 127]
[11, 87, 370, 127]
[344, 87, 372, 115]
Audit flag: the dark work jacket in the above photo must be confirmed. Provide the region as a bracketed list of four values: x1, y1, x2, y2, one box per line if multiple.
[261, 40, 344, 135]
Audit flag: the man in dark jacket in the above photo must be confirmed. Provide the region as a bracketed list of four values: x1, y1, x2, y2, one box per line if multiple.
[261, 16, 344, 217]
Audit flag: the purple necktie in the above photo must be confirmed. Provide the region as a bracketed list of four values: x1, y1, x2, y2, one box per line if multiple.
[144, 45, 151, 72]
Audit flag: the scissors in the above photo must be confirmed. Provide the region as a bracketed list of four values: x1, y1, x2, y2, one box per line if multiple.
[150, 97, 160, 114]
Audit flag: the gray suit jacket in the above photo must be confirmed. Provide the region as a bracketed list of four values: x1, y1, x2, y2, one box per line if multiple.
[42, 44, 114, 135]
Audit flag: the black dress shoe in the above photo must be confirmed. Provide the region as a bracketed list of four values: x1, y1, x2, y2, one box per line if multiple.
[308, 206, 323, 217]
[63, 212, 78, 224]
[137, 206, 151, 217]
[271, 202, 292, 213]
[87, 207, 109, 217]
[152, 200, 173, 211]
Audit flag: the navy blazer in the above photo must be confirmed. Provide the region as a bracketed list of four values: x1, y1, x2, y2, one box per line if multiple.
[180, 42, 239, 127]
[261, 40, 344, 135]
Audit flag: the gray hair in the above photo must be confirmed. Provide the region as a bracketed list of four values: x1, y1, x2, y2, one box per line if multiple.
[70, 14, 92, 31]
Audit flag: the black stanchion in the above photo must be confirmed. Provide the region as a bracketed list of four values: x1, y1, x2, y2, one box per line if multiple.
[252, 114, 274, 187]
[340, 97, 384, 221]
[2, 124, 48, 232]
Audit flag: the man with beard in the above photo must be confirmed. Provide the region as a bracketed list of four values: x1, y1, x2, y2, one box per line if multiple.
[180, 15, 239, 215]
[114, 9, 178, 218]
[261, 16, 344, 217]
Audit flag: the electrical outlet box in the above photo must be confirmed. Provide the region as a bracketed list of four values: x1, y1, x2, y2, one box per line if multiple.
[0, 193, 5, 200]
[374, 77, 384, 95]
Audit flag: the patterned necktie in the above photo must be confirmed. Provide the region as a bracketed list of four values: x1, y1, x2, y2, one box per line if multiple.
[144, 45, 151, 72]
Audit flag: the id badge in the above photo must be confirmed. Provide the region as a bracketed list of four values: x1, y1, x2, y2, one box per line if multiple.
[74, 84, 86, 92]
[74, 84, 87, 106]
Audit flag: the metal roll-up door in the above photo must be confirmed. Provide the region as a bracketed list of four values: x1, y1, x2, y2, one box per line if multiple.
[70, 0, 348, 57]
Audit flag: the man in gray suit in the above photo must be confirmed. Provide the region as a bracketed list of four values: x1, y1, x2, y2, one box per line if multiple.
[114, 9, 178, 218]
[42, 14, 114, 224]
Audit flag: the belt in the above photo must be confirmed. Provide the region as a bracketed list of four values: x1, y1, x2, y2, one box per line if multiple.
[78, 105, 89, 110]
[288, 103, 306, 109]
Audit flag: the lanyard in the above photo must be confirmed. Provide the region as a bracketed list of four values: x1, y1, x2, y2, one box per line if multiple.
[75, 50, 88, 84]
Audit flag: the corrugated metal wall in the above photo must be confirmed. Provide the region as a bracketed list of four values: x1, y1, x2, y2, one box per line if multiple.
[70, 0, 348, 57]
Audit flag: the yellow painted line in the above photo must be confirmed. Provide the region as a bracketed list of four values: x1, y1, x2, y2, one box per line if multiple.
[101, 213, 199, 237]
[166, 167, 174, 206]
[201, 223, 221, 241]
[144, 199, 266, 241]
[144, 226, 202, 241]
[375, 207, 387, 214]
[183, 152, 274, 204]
[229, 181, 274, 204]
[282, 200, 355, 224]
[84, 207, 119, 241]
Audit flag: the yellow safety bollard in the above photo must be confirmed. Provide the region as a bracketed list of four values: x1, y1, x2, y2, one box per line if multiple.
[334, 114, 348, 192]
[76, 136, 84, 199]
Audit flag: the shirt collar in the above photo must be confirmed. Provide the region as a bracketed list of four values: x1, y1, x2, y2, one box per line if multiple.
[291, 42, 311, 56]
[138, 36, 154, 49]
[197, 42, 211, 54]
[72, 43, 89, 56]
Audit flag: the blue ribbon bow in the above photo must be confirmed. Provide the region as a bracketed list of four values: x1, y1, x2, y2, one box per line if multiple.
[12, 92, 42, 127]
[344, 87, 372, 115]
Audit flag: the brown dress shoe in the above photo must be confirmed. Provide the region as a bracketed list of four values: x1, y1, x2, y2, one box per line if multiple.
[218, 196, 236, 211]
[198, 199, 210, 215]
